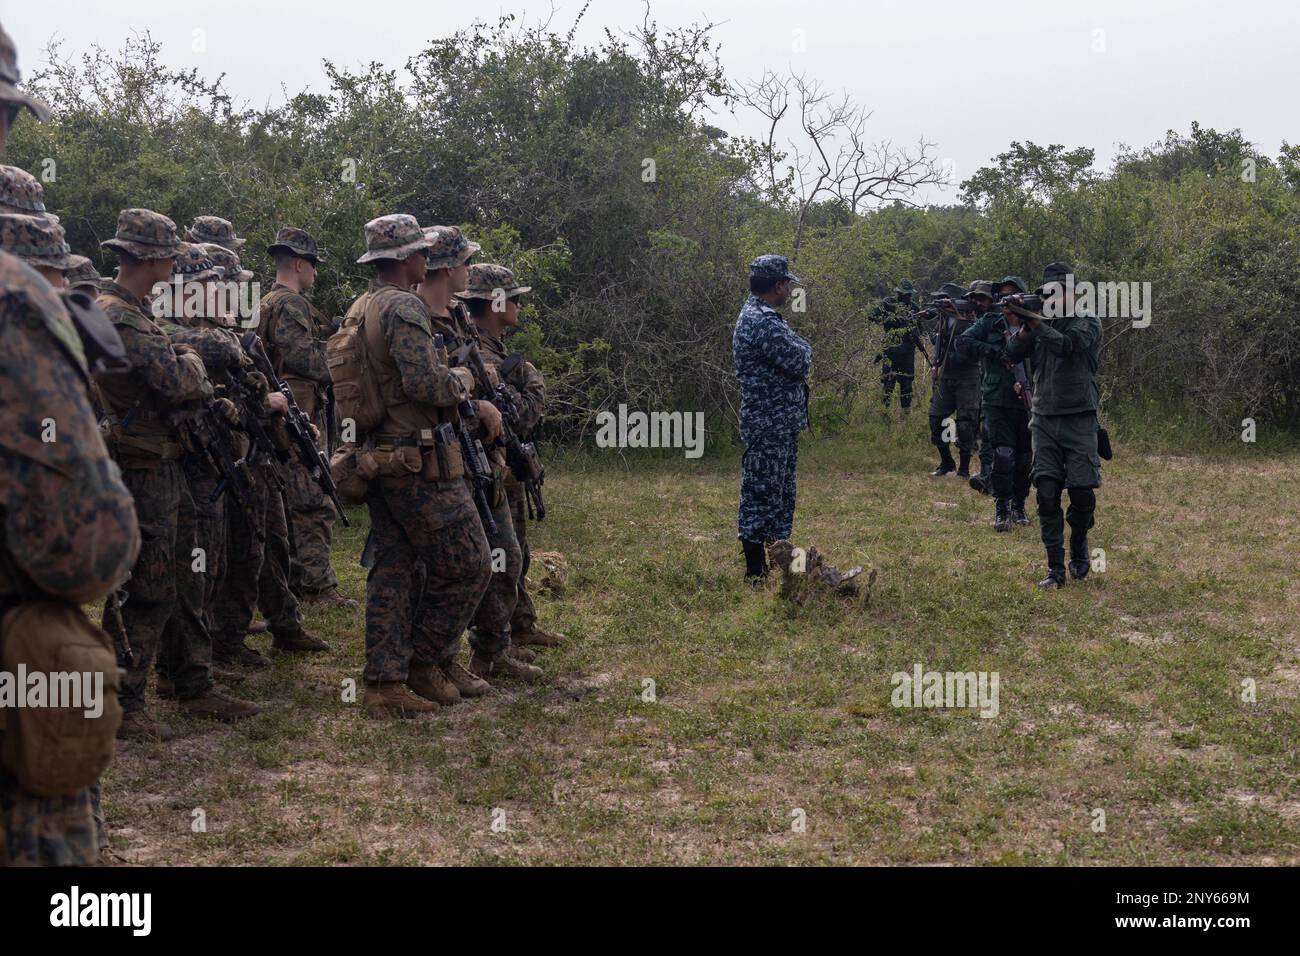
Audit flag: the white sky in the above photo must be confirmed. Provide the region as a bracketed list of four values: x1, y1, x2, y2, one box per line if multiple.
[7, 0, 1297, 203]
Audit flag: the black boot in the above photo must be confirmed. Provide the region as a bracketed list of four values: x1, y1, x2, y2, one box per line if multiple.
[930, 448, 956, 477]
[956, 449, 971, 480]
[1038, 548, 1066, 589]
[741, 538, 768, 582]
[993, 498, 1011, 533]
[1069, 531, 1090, 579]
[1011, 498, 1030, 526]
[969, 467, 991, 495]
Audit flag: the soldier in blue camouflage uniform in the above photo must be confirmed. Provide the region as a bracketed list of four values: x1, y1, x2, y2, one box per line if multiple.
[0, 19, 140, 865]
[1005, 262, 1103, 589]
[733, 254, 811, 580]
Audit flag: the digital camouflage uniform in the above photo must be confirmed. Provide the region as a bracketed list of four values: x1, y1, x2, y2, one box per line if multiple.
[734, 256, 811, 545]
[926, 282, 981, 473]
[1004, 263, 1103, 585]
[258, 228, 337, 597]
[350, 217, 489, 692]
[93, 211, 217, 713]
[458, 262, 549, 639]
[0, 163, 47, 215]
[1, 24, 139, 866]
[870, 280, 918, 411]
[198, 242, 308, 657]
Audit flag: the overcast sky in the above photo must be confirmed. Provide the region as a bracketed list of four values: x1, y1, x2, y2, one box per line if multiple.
[7, 0, 1297, 203]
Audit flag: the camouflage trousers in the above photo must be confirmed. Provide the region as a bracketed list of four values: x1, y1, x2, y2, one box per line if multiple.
[738, 429, 800, 543]
[159, 463, 223, 691]
[103, 462, 213, 712]
[0, 760, 99, 866]
[470, 476, 522, 653]
[507, 480, 536, 632]
[928, 375, 980, 453]
[212, 458, 303, 653]
[287, 404, 337, 596]
[362, 477, 492, 684]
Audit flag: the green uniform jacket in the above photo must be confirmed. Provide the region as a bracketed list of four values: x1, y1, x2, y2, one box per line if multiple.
[934, 313, 980, 384]
[869, 297, 917, 370]
[1004, 310, 1101, 416]
[958, 312, 1029, 409]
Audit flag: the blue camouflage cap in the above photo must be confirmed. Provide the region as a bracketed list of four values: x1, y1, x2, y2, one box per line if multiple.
[748, 254, 801, 284]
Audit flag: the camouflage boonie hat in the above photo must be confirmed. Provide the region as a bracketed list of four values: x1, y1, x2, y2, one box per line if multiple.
[454, 263, 531, 301]
[0, 22, 52, 122]
[267, 226, 326, 263]
[423, 225, 480, 270]
[356, 214, 433, 264]
[748, 254, 800, 284]
[0, 212, 74, 270]
[894, 279, 916, 296]
[968, 280, 994, 299]
[172, 242, 219, 283]
[186, 215, 244, 252]
[0, 164, 45, 213]
[200, 242, 253, 281]
[101, 208, 183, 260]
[63, 254, 104, 290]
[995, 275, 1027, 294]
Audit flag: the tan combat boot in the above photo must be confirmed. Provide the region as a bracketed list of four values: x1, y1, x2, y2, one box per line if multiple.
[407, 664, 460, 706]
[271, 625, 330, 654]
[470, 649, 542, 684]
[506, 645, 537, 664]
[213, 641, 271, 669]
[511, 625, 564, 648]
[363, 682, 440, 719]
[246, 619, 269, 635]
[300, 586, 358, 610]
[179, 686, 260, 721]
[156, 676, 176, 700]
[117, 710, 176, 742]
[442, 660, 490, 698]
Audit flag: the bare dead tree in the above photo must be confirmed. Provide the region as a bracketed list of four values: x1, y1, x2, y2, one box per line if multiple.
[737, 70, 944, 260]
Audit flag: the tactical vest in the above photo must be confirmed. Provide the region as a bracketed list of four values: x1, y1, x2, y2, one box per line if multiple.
[95, 291, 183, 464]
[257, 285, 331, 412]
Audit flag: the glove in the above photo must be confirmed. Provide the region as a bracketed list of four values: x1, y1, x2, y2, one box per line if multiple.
[213, 397, 241, 426]
[476, 399, 503, 443]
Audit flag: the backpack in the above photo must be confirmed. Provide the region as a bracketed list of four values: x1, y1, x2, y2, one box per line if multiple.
[326, 291, 386, 435]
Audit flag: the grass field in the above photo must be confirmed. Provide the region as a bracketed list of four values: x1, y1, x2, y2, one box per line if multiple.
[103, 411, 1300, 865]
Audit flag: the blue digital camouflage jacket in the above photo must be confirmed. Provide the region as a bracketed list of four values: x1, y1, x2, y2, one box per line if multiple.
[732, 294, 812, 441]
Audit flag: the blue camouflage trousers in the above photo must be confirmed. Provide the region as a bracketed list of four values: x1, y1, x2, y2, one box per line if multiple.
[738, 430, 800, 542]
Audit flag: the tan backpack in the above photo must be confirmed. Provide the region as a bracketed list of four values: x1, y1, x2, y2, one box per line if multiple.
[327, 291, 386, 435]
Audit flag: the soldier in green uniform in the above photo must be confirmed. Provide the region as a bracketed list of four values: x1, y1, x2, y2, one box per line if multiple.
[926, 281, 980, 477]
[1005, 262, 1103, 588]
[958, 277, 1033, 531]
[869, 279, 919, 413]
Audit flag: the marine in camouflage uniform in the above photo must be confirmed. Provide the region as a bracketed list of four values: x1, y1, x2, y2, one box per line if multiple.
[869, 279, 919, 412]
[958, 278, 1034, 531]
[347, 215, 493, 717]
[415, 229, 538, 684]
[259, 227, 351, 607]
[198, 241, 323, 665]
[0, 21, 139, 866]
[458, 262, 563, 650]
[926, 281, 981, 478]
[94, 210, 258, 740]
[733, 254, 812, 580]
[1004, 262, 1103, 589]
[63, 255, 105, 296]
[186, 215, 244, 255]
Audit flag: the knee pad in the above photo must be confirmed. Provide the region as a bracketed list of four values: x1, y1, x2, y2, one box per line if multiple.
[1036, 478, 1063, 514]
[1067, 487, 1096, 513]
[993, 446, 1015, 475]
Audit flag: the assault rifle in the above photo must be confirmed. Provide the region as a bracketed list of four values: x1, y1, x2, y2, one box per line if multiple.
[997, 293, 1047, 323]
[444, 414, 497, 536]
[241, 331, 350, 527]
[451, 343, 547, 521]
[180, 399, 260, 536]
[106, 578, 133, 669]
[993, 316, 1034, 411]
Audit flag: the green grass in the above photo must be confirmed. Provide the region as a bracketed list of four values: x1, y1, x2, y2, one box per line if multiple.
[101, 405, 1300, 865]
